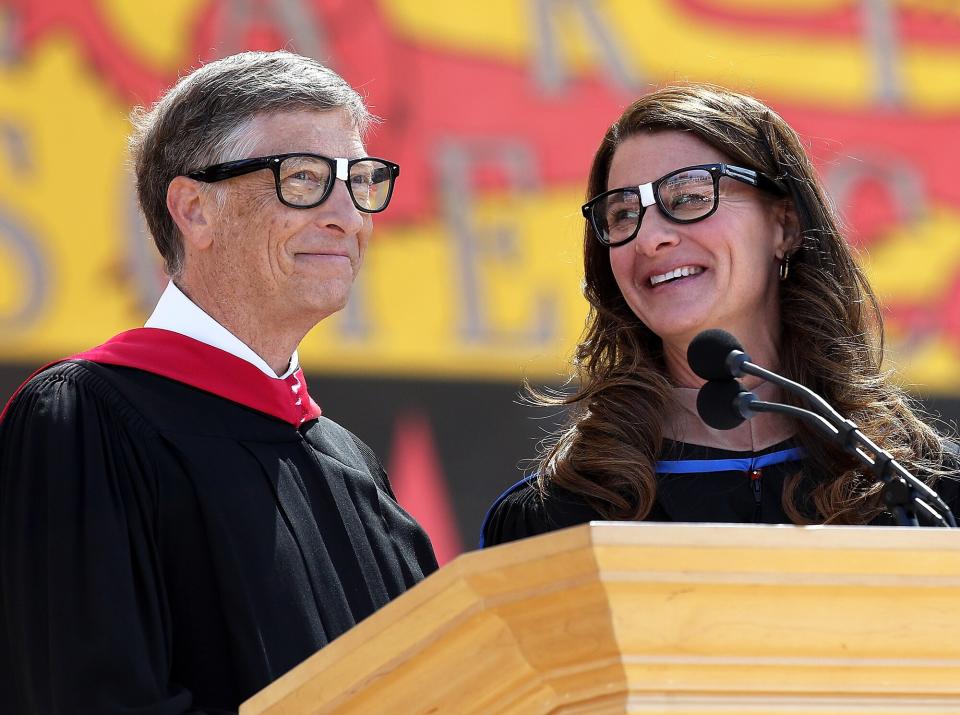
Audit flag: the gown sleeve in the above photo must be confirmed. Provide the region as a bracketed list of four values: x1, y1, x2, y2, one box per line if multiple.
[0, 363, 208, 714]
[481, 479, 551, 547]
[481, 477, 602, 548]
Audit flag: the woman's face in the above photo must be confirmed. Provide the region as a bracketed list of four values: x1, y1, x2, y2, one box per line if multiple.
[606, 130, 794, 354]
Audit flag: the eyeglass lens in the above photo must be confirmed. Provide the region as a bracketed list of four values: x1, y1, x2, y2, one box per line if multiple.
[594, 167, 716, 244]
[278, 156, 393, 211]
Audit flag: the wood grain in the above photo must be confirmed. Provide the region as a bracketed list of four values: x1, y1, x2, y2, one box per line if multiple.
[241, 522, 960, 714]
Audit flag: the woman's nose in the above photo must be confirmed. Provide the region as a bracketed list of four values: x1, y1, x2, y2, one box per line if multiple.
[632, 209, 681, 256]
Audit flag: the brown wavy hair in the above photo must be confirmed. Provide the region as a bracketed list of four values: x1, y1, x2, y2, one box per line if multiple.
[536, 83, 949, 524]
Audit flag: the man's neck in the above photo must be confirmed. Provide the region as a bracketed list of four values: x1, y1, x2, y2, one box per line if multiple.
[173, 279, 304, 377]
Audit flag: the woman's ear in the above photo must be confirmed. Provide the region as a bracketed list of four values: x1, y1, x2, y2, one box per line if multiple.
[774, 198, 802, 260]
[166, 176, 215, 250]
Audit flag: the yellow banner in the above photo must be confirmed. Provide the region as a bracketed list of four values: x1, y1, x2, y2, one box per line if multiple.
[1, 1, 959, 390]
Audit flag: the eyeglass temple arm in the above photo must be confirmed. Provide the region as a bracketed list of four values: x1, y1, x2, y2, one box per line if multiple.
[725, 164, 787, 195]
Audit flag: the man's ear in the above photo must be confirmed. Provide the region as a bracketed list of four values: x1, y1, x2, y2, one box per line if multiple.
[167, 176, 215, 250]
[774, 198, 802, 260]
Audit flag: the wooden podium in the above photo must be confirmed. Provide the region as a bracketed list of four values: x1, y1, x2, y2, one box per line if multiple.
[241, 522, 960, 714]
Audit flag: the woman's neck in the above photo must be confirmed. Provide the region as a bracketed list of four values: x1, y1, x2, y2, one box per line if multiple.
[663, 382, 797, 451]
[662, 327, 783, 389]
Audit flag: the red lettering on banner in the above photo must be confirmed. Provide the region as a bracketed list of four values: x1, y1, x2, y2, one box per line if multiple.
[7, 0, 170, 101]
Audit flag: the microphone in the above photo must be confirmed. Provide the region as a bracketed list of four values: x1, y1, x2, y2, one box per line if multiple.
[687, 329, 749, 381]
[688, 329, 956, 528]
[696, 377, 839, 436]
[688, 329, 862, 432]
[696, 378, 749, 429]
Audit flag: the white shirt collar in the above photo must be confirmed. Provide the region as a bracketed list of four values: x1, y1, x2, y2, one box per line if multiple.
[144, 281, 300, 379]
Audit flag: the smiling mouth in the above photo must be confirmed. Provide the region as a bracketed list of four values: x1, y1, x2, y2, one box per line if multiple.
[649, 265, 704, 287]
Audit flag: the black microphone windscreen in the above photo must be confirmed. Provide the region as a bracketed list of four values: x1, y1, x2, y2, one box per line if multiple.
[687, 329, 744, 380]
[696, 378, 747, 430]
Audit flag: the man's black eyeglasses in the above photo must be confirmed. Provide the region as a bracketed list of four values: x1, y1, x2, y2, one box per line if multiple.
[581, 163, 785, 247]
[188, 153, 400, 213]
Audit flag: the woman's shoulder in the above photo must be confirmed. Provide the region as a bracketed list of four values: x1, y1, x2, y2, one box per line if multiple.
[929, 438, 960, 508]
[479, 475, 603, 549]
[940, 438, 960, 460]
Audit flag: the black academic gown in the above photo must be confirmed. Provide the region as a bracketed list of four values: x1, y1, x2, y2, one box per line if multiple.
[480, 439, 960, 547]
[0, 329, 438, 714]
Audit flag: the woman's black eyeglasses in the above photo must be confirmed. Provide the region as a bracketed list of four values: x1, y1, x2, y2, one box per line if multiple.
[581, 163, 785, 247]
[188, 153, 400, 213]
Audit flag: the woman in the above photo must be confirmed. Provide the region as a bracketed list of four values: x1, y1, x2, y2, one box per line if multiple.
[481, 84, 957, 547]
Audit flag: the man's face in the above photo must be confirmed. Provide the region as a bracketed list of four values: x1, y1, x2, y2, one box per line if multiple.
[203, 109, 372, 331]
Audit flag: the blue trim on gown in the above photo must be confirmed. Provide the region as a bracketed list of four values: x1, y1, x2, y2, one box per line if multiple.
[479, 447, 806, 547]
[655, 447, 805, 474]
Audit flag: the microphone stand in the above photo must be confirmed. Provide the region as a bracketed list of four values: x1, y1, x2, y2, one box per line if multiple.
[734, 387, 954, 528]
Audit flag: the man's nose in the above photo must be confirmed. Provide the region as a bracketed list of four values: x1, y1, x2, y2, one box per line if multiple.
[318, 178, 364, 235]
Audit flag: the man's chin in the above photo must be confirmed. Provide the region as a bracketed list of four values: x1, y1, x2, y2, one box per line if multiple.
[301, 287, 352, 324]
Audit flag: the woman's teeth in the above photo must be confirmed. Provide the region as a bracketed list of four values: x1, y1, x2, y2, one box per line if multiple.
[649, 266, 704, 286]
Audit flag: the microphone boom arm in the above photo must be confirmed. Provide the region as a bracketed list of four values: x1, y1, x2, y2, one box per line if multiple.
[743, 395, 953, 528]
[689, 329, 955, 527]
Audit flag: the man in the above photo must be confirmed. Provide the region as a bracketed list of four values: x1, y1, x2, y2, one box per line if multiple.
[0, 51, 437, 714]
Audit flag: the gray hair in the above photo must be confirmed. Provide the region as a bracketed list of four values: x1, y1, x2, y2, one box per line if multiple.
[129, 50, 374, 277]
